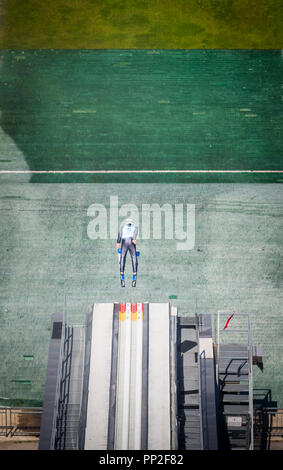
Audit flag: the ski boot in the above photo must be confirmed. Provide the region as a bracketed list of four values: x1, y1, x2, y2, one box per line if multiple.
[121, 274, 125, 287]
[132, 274, 136, 288]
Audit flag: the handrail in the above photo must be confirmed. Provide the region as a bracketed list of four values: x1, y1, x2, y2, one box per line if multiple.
[199, 349, 207, 449]
[169, 306, 178, 450]
[247, 314, 254, 450]
[196, 317, 204, 450]
[50, 318, 66, 449]
[216, 311, 254, 450]
[0, 406, 42, 437]
[55, 325, 74, 449]
[0, 406, 42, 410]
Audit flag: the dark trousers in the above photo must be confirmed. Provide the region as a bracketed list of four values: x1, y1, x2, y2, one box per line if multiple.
[120, 238, 137, 274]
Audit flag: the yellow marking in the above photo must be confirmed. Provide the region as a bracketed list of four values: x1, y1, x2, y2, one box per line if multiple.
[119, 304, 126, 322]
[239, 108, 252, 112]
[245, 114, 257, 117]
[119, 311, 126, 322]
[131, 304, 137, 322]
[193, 112, 205, 115]
[158, 100, 170, 104]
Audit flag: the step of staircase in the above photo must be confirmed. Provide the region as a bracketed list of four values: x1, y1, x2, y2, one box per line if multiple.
[222, 404, 249, 415]
[222, 394, 249, 403]
[221, 383, 249, 393]
[219, 363, 249, 375]
[219, 374, 249, 382]
[178, 317, 197, 326]
[226, 425, 248, 432]
[178, 321, 201, 450]
[181, 378, 199, 389]
[228, 438, 249, 447]
[219, 344, 248, 351]
[218, 338, 252, 450]
[181, 392, 199, 406]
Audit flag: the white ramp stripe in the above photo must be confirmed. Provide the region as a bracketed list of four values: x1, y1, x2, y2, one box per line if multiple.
[84, 302, 174, 449]
[135, 303, 143, 448]
[115, 303, 132, 449]
[129, 303, 143, 450]
[148, 303, 171, 450]
[84, 303, 113, 450]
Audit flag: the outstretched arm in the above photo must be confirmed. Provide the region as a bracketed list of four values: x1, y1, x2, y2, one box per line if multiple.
[116, 226, 122, 248]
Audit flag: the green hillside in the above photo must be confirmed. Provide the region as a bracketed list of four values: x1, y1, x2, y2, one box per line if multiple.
[1, 0, 282, 49]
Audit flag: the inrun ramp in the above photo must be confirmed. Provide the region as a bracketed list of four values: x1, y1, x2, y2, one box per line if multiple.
[84, 302, 178, 450]
[39, 304, 226, 450]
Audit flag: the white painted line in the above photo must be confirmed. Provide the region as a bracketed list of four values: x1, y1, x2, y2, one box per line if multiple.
[135, 303, 143, 448]
[115, 302, 132, 450]
[84, 303, 114, 450]
[129, 303, 143, 450]
[0, 170, 282, 174]
[148, 303, 171, 450]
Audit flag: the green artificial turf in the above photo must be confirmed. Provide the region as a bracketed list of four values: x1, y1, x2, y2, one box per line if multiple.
[0, 50, 282, 183]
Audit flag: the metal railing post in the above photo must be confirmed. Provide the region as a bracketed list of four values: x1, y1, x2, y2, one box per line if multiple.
[248, 315, 254, 450]
[196, 317, 204, 450]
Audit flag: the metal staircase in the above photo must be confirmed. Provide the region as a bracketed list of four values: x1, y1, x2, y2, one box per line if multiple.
[55, 325, 85, 450]
[41, 308, 258, 451]
[216, 311, 254, 450]
[177, 317, 202, 450]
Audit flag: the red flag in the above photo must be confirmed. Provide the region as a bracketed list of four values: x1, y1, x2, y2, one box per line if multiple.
[223, 314, 234, 330]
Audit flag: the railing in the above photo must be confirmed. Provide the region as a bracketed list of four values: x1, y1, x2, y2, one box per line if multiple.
[254, 409, 283, 450]
[169, 306, 179, 450]
[254, 409, 283, 436]
[0, 407, 42, 437]
[49, 313, 66, 449]
[215, 311, 254, 450]
[55, 325, 74, 450]
[196, 317, 204, 450]
[198, 349, 206, 450]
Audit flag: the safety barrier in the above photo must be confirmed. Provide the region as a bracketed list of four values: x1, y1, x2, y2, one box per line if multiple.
[0, 406, 42, 437]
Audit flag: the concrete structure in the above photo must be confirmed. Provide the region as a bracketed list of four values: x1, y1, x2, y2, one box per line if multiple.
[39, 302, 179, 450]
[38, 303, 262, 450]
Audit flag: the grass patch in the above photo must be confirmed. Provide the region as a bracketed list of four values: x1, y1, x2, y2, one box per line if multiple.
[0, 0, 282, 49]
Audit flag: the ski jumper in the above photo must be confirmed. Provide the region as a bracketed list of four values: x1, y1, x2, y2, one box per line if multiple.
[117, 223, 138, 274]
